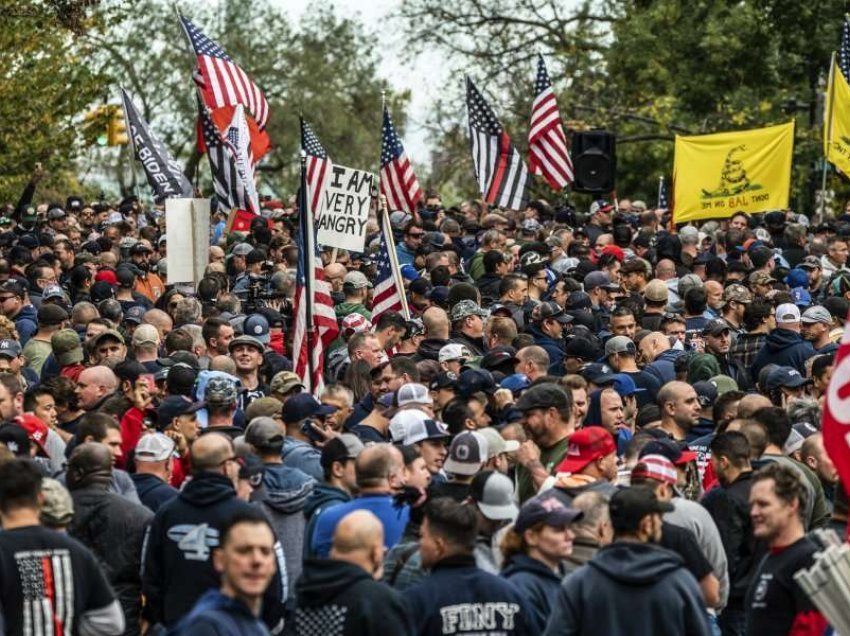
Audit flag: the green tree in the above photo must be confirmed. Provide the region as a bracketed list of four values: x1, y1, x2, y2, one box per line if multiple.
[0, 0, 111, 203]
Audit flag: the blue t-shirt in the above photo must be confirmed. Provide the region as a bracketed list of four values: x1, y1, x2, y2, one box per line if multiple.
[310, 494, 410, 557]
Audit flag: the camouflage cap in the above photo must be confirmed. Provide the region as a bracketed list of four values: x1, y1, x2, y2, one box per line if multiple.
[450, 299, 489, 322]
[748, 271, 775, 286]
[723, 283, 752, 305]
[270, 371, 304, 396]
[204, 376, 238, 405]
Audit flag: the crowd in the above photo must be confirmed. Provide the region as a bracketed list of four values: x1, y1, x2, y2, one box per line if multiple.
[0, 169, 846, 636]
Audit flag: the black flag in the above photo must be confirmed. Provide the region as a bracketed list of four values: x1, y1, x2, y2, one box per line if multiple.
[121, 89, 193, 202]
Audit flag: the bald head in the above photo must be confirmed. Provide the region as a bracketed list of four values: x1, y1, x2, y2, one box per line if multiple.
[324, 263, 347, 279]
[143, 308, 173, 339]
[209, 245, 225, 262]
[737, 394, 772, 419]
[422, 307, 449, 340]
[355, 443, 403, 491]
[639, 332, 671, 362]
[67, 442, 113, 490]
[330, 510, 385, 578]
[656, 259, 676, 280]
[190, 432, 234, 474]
[76, 366, 118, 410]
[210, 355, 237, 374]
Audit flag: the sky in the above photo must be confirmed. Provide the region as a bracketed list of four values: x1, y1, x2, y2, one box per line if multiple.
[274, 0, 448, 164]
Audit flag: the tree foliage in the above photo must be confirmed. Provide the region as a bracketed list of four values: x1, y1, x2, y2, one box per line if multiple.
[400, 0, 847, 210]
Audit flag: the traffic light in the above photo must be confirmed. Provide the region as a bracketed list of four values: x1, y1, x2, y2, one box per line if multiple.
[107, 106, 128, 146]
[83, 105, 110, 146]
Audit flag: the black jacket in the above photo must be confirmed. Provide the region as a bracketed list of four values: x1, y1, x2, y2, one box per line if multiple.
[701, 471, 766, 603]
[501, 554, 563, 634]
[295, 558, 413, 636]
[474, 273, 502, 301]
[405, 554, 532, 635]
[542, 542, 711, 636]
[448, 331, 486, 357]
[141, 472, 287, 629]
[131, 472, 178, 513]
[751, 328, 815, 379]
[68, 485, 153, 636]
[413, 337, 450, 362]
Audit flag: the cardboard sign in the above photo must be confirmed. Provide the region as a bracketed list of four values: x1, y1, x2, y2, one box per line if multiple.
[166, 198, 210, 285]
[315, 164, 374, 251]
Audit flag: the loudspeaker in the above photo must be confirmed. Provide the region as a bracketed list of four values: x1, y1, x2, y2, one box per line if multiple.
[571, 131, 616, 194]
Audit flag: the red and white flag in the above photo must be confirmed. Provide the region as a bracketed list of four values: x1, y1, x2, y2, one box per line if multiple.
[528, 54, 573, 190]
[380, 105, 422, 214]
[823, 311, 850, 504]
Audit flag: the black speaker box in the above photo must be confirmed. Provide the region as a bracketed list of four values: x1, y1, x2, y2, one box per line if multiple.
[571, 131, 616, 194]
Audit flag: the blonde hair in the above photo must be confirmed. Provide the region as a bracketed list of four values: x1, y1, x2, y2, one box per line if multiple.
[500, 522, 544, 562]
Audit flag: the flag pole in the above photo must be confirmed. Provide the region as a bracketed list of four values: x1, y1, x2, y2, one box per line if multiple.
[820, 53, 837, 223]
[300, 147, 317, 392]
[657, 176, 664, 208]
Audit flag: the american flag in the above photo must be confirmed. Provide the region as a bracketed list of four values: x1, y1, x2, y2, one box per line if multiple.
[180, 14, 271, 163]
[371, 213, 406, 322]
[301, 118, 333, 219]
[198, 100, 256, 214]
[292, 127, 339, 394]
[841, 16, 850, 82]
[528, 55, 573, 190]
[657, 176, 669, 210]
[223, 105, 259, 216]
[466, 77, 529, 210]
[380, 106, 422, 214]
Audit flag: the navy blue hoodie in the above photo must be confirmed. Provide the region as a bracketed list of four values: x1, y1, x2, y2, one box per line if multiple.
[131, 472, 178, 513]
[14, 303, 37, 346]
[141, 472, 287, 629]
[542, 542, 710, 636]
[302, 483, 351, 559]
[501, 554, 563, 633]
[529, 325, 567, 376]
[405, 554, 532, 635]
[751, 328, 815, 379]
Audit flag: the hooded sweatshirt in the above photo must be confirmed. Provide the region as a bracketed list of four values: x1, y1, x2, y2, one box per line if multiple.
[542, 542, 711, 636]
[295, 559, 413, 636]
[141, 472, 287, 628]
[751, 328, 815, 378]
[303, 483, 351, 559]
[173, 589, 268, 636]
[501, 554, 563, 634]
[255, 462, 315, 591]
[14, 303, 37, 345]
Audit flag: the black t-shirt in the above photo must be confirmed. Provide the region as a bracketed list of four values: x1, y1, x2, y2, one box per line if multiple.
[746, 536, 823, 636]
[0, 525, 116, 635]
[660, 522, 713, 582]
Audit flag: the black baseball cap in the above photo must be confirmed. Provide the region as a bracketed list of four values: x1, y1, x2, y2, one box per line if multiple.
[156, 396, 203, 430]
[282, 393, 336, 424]
[515, 384, 570, 412]
[456, 368, 497, 399]
[608, 487, 674, 534]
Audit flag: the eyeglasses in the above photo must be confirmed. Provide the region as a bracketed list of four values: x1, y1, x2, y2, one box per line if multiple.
[407, 232, 425, 239]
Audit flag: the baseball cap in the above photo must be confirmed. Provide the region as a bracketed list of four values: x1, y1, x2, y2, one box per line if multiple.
[443, 431, 488, 476]
[515, 493, 583, 533]
[430, 372, 459, 391]
[631, 454, 678, 486]
[124, 305, 146, 325]
[469, 471, 519, 521]
[340, 314, 372, 339]
[479, 346, 519, 371]
[47, 207, 67, 220]
[397, 412, 450, 446]
[157, 396, 203, 429]
[677, 273, 704, 297]
[397, 383, 434, 407]
[515, 384, 570, 412]
[39, 478, 74, 528]
[129, 243, 152, 256]
[16, 415, 49, 456]
[50, 329, 82, 366]
[0, 423, 30, 456]
[638, 438, 697, 466]
[710, 375, 739, 396]
[799, 255, 822, 270]
[456, 368, 497, 399]
[132, 323, 161, 348]
[42, 284, 66, 302]
[589, 199, 614, 215]
[566, 291, 593, 311]
[243, 314, 271, 344]
[245, 417, 285, 451]
[270, 371, 304, 396]
[790, 287, 811, 307]
[723, 283, 752, 305]
[0, 339, 21, 359]
[282, 393, 336, 424]
[531, 301, 573, 325]
[609, 488, 674, 534]
[0, 279, 25, 298]
[580, 362, 615, 386]
[554, 426, 616, 474]
[343, 271, 372, 289]
[450, 299, 489, 322]
[438, 343, 472, 363]
[765, 366, 808, 392]
[476, 426, 520, 457]
[231, 243, 253, 257]
[801, 306, 832, 325]
[320, 433, 365, 469]
[228, 334, 265, 353]
[644, 279, 669, 303]
[702, 319, 731, 337]
[775, 303, 801, 323]
[135, 433, 176, 462]
[605, 336, 637, 356]
[785, 268, 810, 289]
[500, 373, 531, 392]
[91, 329, 124, 349]
[245, 397, 284, 422]
[693, 381, 718, 408]
[583, 271, 619, 291]
[565, 337, 601, 362]
[610, 373, 646, 398]
[749, 271, 775, 286]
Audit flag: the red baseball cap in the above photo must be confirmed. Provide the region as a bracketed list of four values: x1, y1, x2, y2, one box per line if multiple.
[600, 245, 625, 262]
[555, 426, 617, 474]
[95, 270, 118, 286]
[16, 414, 49, 456]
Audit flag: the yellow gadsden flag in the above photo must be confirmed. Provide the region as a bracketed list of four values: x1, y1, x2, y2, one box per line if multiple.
[672, 121, 794, 224]
[824, 56, 850, 176]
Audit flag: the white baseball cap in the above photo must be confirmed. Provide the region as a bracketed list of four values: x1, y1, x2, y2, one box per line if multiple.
[775, 303, 801, 323]
[390, 410, 433, 443]
[439, 343, 471, 363]
[135, 433, 175, 462]
[397, 383, 433, 407]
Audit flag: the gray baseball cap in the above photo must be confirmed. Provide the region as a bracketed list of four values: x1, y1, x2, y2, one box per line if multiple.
[801, 306, 832, 325]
